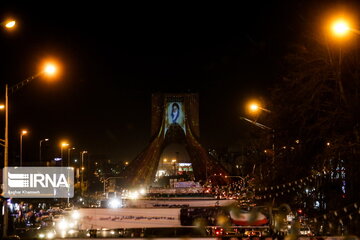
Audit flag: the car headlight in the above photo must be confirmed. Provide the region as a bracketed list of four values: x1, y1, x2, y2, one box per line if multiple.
[72, 210, 80, 220]
[69, 221, 76, 228]
[38, 233, 45, 238]
[47, 231, 55, 239]
[108, 198, 122, 208]
[57, 219, 68, 229]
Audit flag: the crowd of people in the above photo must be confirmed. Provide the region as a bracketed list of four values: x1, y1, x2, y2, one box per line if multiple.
[7, 201, 61, 233]
[205, 176, 256, 200]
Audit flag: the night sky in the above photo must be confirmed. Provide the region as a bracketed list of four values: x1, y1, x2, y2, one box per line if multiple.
[0, 1, 353, 165]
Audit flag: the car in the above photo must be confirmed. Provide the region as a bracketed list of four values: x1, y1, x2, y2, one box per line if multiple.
[299, 226, 313, 236]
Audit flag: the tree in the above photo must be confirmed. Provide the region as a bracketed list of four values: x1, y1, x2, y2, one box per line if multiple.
[270, 23, 360, 234]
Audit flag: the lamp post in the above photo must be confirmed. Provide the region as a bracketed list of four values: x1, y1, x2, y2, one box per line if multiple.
[68, 147, 75, 167]
[103, 177, 124, 195]
[66, 147, 75, 206]
[81, 150, 88, 197]
[329, 18, 360, 105]
[241, 101, 275, 178]
[39, 138, 49, 164]
[60, 142, 69, 166]
[4, 63, 58, 168]
[20, 130, 28, 166]
[0, 105, 4, 149]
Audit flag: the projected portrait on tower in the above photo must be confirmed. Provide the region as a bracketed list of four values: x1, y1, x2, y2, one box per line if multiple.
[165, 101, 186, 135]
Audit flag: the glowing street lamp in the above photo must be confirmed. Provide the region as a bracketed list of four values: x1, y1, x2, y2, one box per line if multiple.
[44, 64, 56, 75]
[332, 20, 350, 36]
[60, 142, 69, 166]
[0, 19, 16, 30]
[330, 18, 360, 38]
[5, 20, 16, 29]
[39, 138, 49, 164]
[0, 105, 3, 149]
[242, 100, 275, 166]
[4, 61, 60, 168]
[248, 101, 271, 114]
[20, 130, 28, 166]
[81, 150, 88, 196]
[66, 146, 75, 205]
[68, 147, 75, 167]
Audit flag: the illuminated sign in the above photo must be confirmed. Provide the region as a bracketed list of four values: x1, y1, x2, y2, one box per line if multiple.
[179, 163, 192, 167]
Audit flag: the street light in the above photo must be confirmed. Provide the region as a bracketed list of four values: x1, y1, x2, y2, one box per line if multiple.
[248, 101, 271, 114]
[332, 20, 350, 36]
[103, 177, 124, 195]
[4, 62, 58, 168]
[241, 101, 275, 174]
[0, 19, 16, 30]
[328, 17, 360, 103]
[330, 18, 360, 37]
[60, 142, 69, 166]
[81, 150, 88, 197]
[20, 130, 28, 166]
[66, 147, 75, 205]
[68, 147, 75, 167]
[39, 138, 49, 164]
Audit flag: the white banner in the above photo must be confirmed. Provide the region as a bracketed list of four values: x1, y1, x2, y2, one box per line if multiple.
[78, 208, 181, 230]
[148, 187, 204, 194]
[125, 199, 236, 208]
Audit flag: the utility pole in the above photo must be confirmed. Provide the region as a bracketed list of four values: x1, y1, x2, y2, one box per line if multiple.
[81, 151, 87, 197]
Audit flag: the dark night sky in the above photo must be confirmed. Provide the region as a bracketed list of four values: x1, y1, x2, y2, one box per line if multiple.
[0, 1, 353, 164]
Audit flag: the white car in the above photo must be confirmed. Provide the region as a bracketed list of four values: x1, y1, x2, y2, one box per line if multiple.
[299, 226, 313, 236]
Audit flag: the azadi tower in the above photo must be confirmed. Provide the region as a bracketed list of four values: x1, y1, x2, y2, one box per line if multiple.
[126, 93, 228, 187]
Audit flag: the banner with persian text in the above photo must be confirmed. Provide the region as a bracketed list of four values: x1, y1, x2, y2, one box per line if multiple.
[78, 208, 181, 229]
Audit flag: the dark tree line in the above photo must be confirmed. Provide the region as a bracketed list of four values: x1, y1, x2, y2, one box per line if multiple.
[266, 20, 360, 234]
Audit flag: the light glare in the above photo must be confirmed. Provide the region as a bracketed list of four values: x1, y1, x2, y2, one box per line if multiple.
[5, 20, 16, 28]
[72, 211, 80, 220]
[46, 232, 55, 239]
[332, 20, 350, 36]
[108, 198, 122, 208]
[139, 188, 146, 195]
[57, 219, 68, 229]
[249, 103, 259, 112]
[44, 64, 56, 75]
